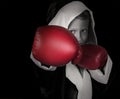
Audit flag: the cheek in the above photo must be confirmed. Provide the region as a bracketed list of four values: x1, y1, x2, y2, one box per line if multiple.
[70, 30, 80, 40]
[74, 31, 81, 41]
[80, 32, 88, 43]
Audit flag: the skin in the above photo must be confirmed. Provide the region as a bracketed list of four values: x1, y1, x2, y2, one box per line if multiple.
[68, 17, 89, 75]
[68, 18, 89, 45]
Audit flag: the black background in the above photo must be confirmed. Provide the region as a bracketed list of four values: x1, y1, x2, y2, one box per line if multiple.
[1, 0, 120, 98]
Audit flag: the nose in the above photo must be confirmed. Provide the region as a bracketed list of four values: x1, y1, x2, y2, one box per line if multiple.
[74, 31, 82, 43]
[76, 33, 86, 45]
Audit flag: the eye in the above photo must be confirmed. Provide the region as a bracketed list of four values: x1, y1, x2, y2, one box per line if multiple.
[70, 30, 76, 34]
[80, 29, 88, 34]
[80, 28, 88, 41]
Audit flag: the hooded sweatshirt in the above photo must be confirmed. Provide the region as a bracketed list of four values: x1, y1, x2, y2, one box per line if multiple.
[30, 1, 113, 99]
[48, 1, 95, 99]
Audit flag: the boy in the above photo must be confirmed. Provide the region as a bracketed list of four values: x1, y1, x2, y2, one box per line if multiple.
[30, 1, 113, 99]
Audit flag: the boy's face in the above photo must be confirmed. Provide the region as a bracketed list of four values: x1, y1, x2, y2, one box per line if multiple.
[68, 18, 89, 44]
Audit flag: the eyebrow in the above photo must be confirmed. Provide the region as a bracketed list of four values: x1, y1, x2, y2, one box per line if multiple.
[69, 28, 79, 30]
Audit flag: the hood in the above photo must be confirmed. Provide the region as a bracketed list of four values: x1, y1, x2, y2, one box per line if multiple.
[49, 1, 97, 44]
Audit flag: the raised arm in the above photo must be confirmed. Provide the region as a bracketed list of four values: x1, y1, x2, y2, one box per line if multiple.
[89, 55, 113, 84]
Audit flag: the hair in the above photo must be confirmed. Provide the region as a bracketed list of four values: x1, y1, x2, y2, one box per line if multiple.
[68, 10, 91, 29]
[68, 9, 95, 45]
[76, 10, 90, 20]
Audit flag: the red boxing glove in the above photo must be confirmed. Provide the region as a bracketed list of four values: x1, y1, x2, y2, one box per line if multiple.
[31, 25, 80, 67]
[72, 45, 83, 64]
[73, 44, 108, 70]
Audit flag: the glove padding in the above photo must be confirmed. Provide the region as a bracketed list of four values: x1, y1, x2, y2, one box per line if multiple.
[31, 25, 79, 67]
[72, 44, 108, 70]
